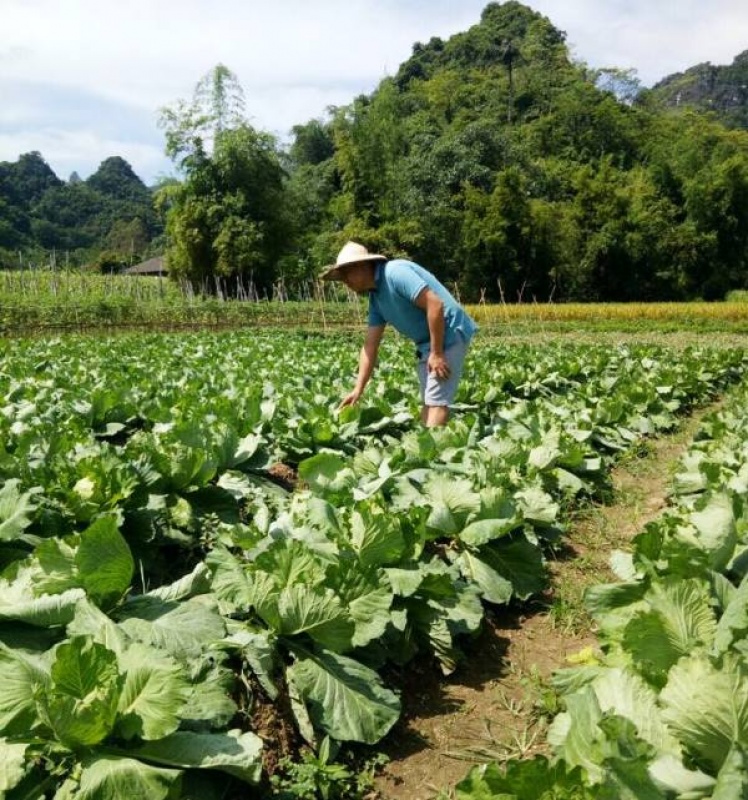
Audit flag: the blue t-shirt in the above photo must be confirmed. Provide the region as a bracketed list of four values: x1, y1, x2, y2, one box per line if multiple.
[367, 259, 477, 355]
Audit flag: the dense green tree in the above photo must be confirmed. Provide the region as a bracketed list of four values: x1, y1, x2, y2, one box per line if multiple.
[105, 217, 150, 261]
[164, 125, 287, 293]
[159, 63, 292, 293]
[91, 249, 129, 273]
[0, 196, 29, 249]
[331, 80, 409, 225]
[0, 152, 58, 256]
[289, 119, 335, 167]
[683, 154, 748, 297]
[159, 64, 246, 166]
[0, 152, 160, 266]
[282, 159, 338, 284]
[0, 151, 62, 206]
[461, 166, 554, 299]
[641, 113, 748, 297]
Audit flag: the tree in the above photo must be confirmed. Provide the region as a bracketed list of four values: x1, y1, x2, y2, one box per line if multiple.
[11, 152, 62, 201]
[159, 64, 292, 293]
[460, 167, 535, 299]
[164, 126, 288, 293]
[684, 154, 748, 297]
[159, 64, 246, 166]
[643, 112, 748, 297]
[194, 63, 246, 135]
[289, 119, 335, 167]
[105, 218, 150, 262]
[91, 249, 128, 274]
[500, 38, 521, 123]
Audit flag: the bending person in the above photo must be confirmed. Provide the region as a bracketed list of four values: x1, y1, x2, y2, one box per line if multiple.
[321, 241, 477, 427]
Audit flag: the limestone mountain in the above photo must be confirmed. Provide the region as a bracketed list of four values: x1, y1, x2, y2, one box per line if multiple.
[0, 152, 160, 265]
[645, 49, 748, 129]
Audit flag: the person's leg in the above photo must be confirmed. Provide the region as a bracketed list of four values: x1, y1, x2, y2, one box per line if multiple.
[417, 359, 446, 425]
[417, 358, 428, 424]
[419, 337, 468, 427]
[422, 405, 449, 426]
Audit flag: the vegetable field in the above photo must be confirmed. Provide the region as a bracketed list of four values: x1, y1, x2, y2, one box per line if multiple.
[456, 379, 748, 799]
[1, 330, 747, 799]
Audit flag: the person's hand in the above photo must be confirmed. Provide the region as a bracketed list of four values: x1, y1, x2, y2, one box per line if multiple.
[339, 389, 362, 409]
[428, 352, 451, 380]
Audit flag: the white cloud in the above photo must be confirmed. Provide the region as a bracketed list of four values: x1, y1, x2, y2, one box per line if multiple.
[0, 128, 169, 183]
[530, 0, 748, 84]
[0, 0, 485, 112]
[2, 0, 748, 182]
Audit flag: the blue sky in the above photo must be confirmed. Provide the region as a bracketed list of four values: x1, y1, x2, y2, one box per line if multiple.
[2, 0, 747, 185]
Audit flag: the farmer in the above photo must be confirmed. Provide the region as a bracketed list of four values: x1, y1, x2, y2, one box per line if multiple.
[321, 241, 477, 427]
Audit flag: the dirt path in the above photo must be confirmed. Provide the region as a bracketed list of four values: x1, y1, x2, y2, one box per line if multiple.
[374, 406, 714, 800]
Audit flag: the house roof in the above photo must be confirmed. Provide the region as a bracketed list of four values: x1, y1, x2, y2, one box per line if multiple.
[124, 256, 166, 275]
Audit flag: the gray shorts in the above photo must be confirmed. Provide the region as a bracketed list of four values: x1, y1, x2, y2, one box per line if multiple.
[417, 336, 469, 407]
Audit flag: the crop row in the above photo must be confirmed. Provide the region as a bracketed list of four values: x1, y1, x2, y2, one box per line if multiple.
[455, 378, 748, 798]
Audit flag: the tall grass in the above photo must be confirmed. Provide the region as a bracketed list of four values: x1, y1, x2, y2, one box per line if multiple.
[0, 270, 364, 333]
[3, 269, 748, 335]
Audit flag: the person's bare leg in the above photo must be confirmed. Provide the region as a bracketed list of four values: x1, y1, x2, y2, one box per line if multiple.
[422, 405, 449, 427]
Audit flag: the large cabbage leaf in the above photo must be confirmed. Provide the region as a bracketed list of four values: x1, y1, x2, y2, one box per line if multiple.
[660, 653, 748, 774]
[115, 643, 190, 741]
[130, 729, 263, 784]
[55, 755, 181, 800]
[37, 636, 121, 748]
[287, 646, 400, 744]
[0, 480, 38, 544]
[622, 578, 716, 685]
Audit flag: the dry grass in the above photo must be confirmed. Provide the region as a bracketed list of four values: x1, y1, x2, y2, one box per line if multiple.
[468, 301, 748, 325]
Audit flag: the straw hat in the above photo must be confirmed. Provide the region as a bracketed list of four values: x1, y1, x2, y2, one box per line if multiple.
[320, 241, 387, 281]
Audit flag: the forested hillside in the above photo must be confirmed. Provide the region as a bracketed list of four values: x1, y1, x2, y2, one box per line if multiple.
[645, 49, 748, 130]
[283, 1, 748, 301]
[0, 154, 161, 270]
[3, 1, 748, 301]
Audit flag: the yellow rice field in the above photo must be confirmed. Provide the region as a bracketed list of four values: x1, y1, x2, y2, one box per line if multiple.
[467, 301, 748, 325]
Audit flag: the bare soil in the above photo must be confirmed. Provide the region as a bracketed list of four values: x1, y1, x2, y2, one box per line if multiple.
[267, 462, 299, 492]
[374, 406, 714, 800]
[375, 608, 595, 800]
[248, 675, 302, 778]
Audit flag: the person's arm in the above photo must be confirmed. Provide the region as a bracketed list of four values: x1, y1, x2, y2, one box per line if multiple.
[413, 288, 450, 379]
[340, 324, 386, 407]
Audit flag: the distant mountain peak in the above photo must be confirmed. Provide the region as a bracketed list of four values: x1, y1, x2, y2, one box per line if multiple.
[647, 48, 748, 128]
